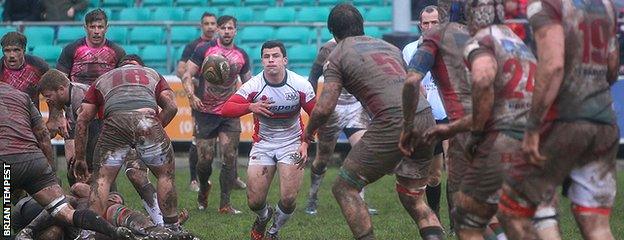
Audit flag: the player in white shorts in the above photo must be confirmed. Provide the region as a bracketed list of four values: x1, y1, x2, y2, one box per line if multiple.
[221, 41, 316, 240]
[303, 39, 378, 216]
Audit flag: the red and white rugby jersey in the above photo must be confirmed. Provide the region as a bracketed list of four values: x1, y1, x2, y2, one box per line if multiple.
[222, 69, 315, 145]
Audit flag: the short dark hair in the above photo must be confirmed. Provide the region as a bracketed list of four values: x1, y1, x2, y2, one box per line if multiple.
[201, 12, 216, 21]
[117, 54, 145, 67]
[261, 40, 287, 57]
[217, 15, 237, 28]
[85, 8, 108, 25]
[1, 31, 27, 50]
[419, 5, 449, 25]
[38, 69, 70, 93]
[327, 4, 364, 40]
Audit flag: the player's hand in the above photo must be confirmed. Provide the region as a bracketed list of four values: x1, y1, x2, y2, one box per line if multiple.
[398, 128, 414, 156]
[464, 131, 485, 161]
[295, 142, 309, 170]
[74, 159, 90, 183]
[423, 124, 454, 146]
[189, 95, 204, 110]
[47, 117, 70, 138]
[522, 130, 546, 167]
[249, 100, 273, 117]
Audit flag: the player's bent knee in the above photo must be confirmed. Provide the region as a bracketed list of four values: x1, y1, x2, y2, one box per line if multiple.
[336, 167, 367, 191]
[395, 182, 426, 198]
[571, 204, 611, 216]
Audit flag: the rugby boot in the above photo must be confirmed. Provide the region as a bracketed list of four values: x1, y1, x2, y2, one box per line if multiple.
[218, 204, 242, 215]
[265, 231, 279, 240]
[250, 206, 274, 240]
[303, 198, 318, 215]
[197, 181, 211, 210]
[113, 227, 138, 240]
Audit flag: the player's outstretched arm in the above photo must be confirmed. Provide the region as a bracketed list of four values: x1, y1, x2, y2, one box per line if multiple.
[304, 81, 341, 142]
[157, 89, 178, 127]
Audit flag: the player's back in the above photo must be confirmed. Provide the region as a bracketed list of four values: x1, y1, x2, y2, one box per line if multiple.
[94, 65, 164, 116]
[465, 25, 536, 135]
[424, 22, 472, 121]
[530, 0, 617, 124]
[0, 82, 41, 156]
[325, 36, 429, 127]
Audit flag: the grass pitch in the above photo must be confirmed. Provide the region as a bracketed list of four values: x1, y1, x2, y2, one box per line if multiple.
[100, 166, 624, 240]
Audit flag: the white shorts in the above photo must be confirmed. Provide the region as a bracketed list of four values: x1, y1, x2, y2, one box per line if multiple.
[317, 101, 370, 141]
[249, 140, 301, 166]
[568, 160, 617, 207]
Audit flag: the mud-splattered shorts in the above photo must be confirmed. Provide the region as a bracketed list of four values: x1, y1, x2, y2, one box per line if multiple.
[94, 112, 172, 167]
[249, 139, 302, 166]
[0, 152, 58, 195]
[503, 121, 618, 207]
[340, 109, 435, 188]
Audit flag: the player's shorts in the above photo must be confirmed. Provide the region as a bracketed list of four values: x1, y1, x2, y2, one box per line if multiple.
[0, 152, 58, 195]
[193, 110, 241, 139]
[503, 121, 618, 208]
[317, 101, 370, 142]
[249, 140, 301, 166]
[460, 131, 513, 204]
[95, 111, 172, 167]
[446, 132, 470, 194]
[433, 118, 449, 155]
[341, 108, 435, 188]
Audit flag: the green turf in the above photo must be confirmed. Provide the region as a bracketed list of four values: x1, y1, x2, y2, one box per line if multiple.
[95, 167, 624, 240]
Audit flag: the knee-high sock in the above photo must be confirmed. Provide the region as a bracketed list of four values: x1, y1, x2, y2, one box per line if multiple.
[426, 183, 441, 216]
[72, 210, 118, 237]
[189, 143, 198, 182]
[308, 172, 324, 201]
[137, 183, 164, 226]
[268, 203, 294, 234]
[252, 203, 270, 221]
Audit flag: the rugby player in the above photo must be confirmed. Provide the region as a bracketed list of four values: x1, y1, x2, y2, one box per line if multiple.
[221, 40, 316, 240]
[182, 15, 252, 214]
[302, 38, 376, 216]
[73, 55, 184, 236]
[0, 81, 135, 239]
[500, 0, 620, 239]
[305, 4, 443, 239]
[0, 31, 49, 108]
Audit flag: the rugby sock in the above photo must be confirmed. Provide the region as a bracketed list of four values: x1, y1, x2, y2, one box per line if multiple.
[189, 143, 198, 181]
[418, 226, 444, 240]
[267, 203, 294, 234]
[138, 183, 164, 226]
[488, 222, 507, 240]
[253, 204, 270, 221]
[309, 172, 324, 200]
[426, 183, 441, 216]
[219, 161, 236, 207]
[72, 209, 118, 237]
[359, 187, 366, 200]
[22, 211, 54, 236]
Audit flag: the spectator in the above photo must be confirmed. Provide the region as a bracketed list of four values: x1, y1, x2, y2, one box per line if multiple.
[41, 0, 87, 21]
[3, 0, 43, 21]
